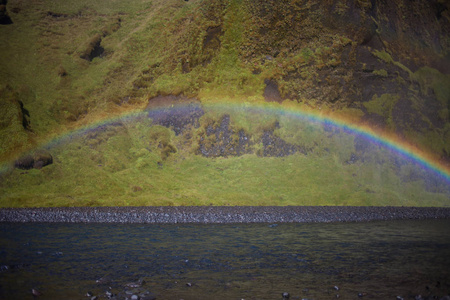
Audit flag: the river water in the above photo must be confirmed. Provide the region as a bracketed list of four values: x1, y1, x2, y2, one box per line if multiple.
[0, 220, 449, 300]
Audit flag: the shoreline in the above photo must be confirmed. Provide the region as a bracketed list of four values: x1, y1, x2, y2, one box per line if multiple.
[1, 206, 450, 224]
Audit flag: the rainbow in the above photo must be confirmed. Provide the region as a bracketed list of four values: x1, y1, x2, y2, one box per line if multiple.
[203, 101, 450, 182]
[10, 101, 450, 183]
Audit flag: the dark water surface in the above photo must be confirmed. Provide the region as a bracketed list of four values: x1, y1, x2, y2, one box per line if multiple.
[0, 220, 449, 300]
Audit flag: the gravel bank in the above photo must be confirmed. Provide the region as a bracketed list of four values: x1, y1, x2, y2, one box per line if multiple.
[1, 206, 450, 223]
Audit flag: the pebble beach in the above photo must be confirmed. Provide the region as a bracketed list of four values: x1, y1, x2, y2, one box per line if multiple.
[1, 206, 449, 223]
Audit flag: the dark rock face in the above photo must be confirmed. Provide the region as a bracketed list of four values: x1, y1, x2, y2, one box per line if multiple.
[260, 130, 307, 157]
[197, 114, 252, 157]
[14, 150, 53, 170]
[242, 0, 449, 164]
[373, 0, 450, 73]
[146, 96, 312, 158]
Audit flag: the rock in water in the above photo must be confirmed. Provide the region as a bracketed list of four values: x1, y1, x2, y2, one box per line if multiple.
[125, 282, 141, 288]
[31, 288, 41, 297]
[95, 276, 111, 284]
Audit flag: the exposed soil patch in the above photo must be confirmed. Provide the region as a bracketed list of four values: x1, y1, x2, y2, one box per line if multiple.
[263, 79, 283, 103]
[80, 34, 104, 61]
[203, 26, 222, 53]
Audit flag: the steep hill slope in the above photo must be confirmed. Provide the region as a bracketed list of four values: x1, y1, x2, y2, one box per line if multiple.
[1, 0, 449, 167]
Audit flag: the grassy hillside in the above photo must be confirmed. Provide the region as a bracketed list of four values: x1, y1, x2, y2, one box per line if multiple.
[0, 0, 449, 207]
[1, 104, 448, 207]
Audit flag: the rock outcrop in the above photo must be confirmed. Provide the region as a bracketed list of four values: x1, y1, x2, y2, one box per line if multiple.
[14, 149, 53, 170]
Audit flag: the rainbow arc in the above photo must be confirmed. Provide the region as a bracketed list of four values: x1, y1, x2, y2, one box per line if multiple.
[36, 101, 450, 183]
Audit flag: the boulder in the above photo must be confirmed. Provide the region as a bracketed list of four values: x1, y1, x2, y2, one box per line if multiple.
[14, 150, 53, 170]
